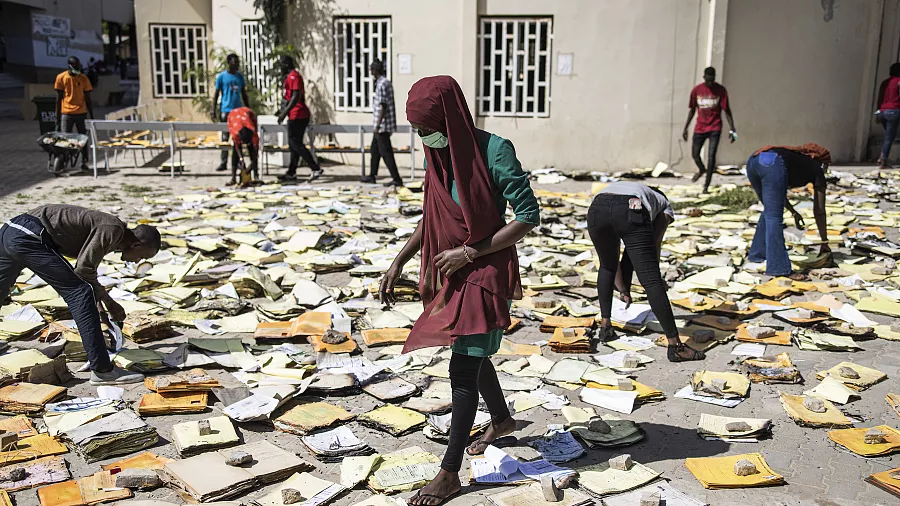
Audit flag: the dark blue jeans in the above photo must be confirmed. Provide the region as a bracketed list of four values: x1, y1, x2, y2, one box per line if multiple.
[746, 151, 791, 276]
[880, 109, 900, 161]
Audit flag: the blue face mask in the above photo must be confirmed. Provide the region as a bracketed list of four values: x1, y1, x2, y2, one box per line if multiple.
[419, 130, 449, 149]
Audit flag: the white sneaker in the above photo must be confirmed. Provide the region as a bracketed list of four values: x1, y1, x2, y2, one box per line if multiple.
[90, 366, 144, 385]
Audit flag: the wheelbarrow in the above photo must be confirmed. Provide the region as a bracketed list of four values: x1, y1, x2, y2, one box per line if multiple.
[37, 132, 90, 176]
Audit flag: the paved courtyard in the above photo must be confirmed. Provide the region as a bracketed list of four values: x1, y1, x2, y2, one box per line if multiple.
[0, 118, 898, 506]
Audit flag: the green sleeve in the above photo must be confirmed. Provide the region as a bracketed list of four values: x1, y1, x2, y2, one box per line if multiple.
[489, 138, 541, 225]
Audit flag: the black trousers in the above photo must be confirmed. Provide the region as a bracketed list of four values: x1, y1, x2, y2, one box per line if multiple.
[287, 117, 321, 175]
[232, 144, 258, 180]
[0, 215, 112, 372]
[587, 194, 679, 340]
[219, 112, 239, 169]
[60, 113, 89, 163]
[441, 353, 511, 473]
[370, 132, 402, 183]
[691, 130, 721, 190]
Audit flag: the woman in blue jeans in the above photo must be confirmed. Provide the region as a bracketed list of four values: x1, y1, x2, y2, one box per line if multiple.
[745, 143, 831, 278]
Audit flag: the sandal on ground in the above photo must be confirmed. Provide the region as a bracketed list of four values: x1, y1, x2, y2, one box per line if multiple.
[225, 180, 237, 186]
[787, 272, 810, 281]
[409, 489, 460, 506]
[598, 325, 616, 343]
[466, 421, 517, 456]
[667, 342, 706, 362]
[691, 170, 705, 183]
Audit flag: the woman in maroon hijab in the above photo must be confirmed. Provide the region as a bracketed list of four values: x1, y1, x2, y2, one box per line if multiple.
[380, 76, 540, 505]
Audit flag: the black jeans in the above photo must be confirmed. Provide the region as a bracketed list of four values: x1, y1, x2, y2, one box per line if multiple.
[232, 144, 258, 180]
[61, 113, 89, 163]
[441, 353, 511, 473]
[370, 132, 402, 183]
[0, 215, 112, 372]
[287, 117, 321, 176]
[691, 130, 721, 190]
[587, 194, 679, 340]
[219, 112, 239, 170]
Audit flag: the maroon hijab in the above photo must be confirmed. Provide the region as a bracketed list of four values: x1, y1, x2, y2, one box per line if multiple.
[402, 76, 520, 352]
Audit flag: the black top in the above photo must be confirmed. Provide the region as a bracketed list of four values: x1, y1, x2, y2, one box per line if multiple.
[771, 148, 826, 189]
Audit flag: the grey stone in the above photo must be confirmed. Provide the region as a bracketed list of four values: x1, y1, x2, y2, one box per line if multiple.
[734, 459, 759, 476]
[225, 450, 253, 466]
[711, 378, 728, 391]
[197, 419, 212, 436]
[533, 297, 555, 309]
[864, 428, 888, 444]
[622, 354, 641, 369]
[617, 378, 634, 391]
[692, 329, 715, 343]
[803, 396, 827, 413]
[795, 309, 814, 319]
[890, 470, 900, 480]
[725, 421, 752, 432]
[114, 468, 162, 489]
[282, 488, 304, 504]
[747, 326, 776, 339]
[321, 329, 348, 344]
[608, 454, 632, 471]
[0, 468, 26, 482]
[872, 266, 892, 275]
[587, 417, 611, 434]
[736, 301, 750, 311]
[541, 474, 562, 502]
[776, 278, 793, 287]
[688, 293, 705, 306]
[560, 328, 576, 338]
[640, 490, 662, 506]
[716, 316, 732, 325]
[838, 366, 860, 379]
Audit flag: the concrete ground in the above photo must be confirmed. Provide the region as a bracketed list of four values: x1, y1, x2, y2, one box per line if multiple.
[0, 118, 898, 506]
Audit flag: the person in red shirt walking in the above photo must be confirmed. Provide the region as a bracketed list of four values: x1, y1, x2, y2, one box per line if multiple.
[276, 56, 323, 182]
[876, 63, 900, 169]
[682, 67, 737, 193]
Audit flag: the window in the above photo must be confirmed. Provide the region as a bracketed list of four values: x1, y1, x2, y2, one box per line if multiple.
[333, 17, 391, 111]
[150, 24, 208, 98]
[240, 20, 273, 97]
[478, 17, 552, 117]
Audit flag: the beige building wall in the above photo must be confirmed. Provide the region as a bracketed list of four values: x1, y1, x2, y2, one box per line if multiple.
[135, 0, 212, 119]
[721, 0, 883, 164]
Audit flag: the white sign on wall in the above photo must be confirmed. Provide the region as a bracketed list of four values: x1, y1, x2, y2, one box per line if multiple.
[557, 53, 573, 76]
[32, 13, 71, 37]
[398, 54, 412, 74]
[46, 36, 68, 57]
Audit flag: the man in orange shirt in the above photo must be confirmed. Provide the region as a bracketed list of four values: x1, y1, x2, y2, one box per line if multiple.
[54, 56, 94, 171]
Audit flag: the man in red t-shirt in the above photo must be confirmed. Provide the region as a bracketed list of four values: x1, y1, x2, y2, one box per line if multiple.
[276, 55, 323, 182]
[682, 67, 737, 193]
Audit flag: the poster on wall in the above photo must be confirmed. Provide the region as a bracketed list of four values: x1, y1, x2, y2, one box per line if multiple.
[32, 13, 71, 37]
[46, 37, 68, 57]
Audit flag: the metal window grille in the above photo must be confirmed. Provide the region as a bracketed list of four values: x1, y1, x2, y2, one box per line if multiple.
[333, 17, 391, 112]
[240, 20, 273, 97]
[478, 17, 552, 117]
[150, 24, 208, 98]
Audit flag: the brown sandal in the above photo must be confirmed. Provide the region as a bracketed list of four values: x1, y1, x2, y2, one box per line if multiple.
[667, 342, 706, 362]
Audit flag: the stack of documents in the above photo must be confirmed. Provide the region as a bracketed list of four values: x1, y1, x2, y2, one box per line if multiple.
[171, 416, 239, 456]
[113, 349, 167, 373]
[301, 426, 375, 462]
[697, 414, 771, 442]
[274, 401, 355, 435]
[816, 362, 887, 391]
[253, 311, 332, 339]
[122, 311, 177, 343]
[690, 371, 750, 399]
[540, 316, 595, 333]
[367, 446, 441, 494]
[138, 391, 208, 416]
[487, 482, 593, 506]
[741, 353, 802, 384]
[0, 319, 45, 341]
[250, 472, 345, 506]
[685, 453, 784, 489]
[424, 411, 491, 443]
[470, 446, 577, 487]
[0, 455, 70, 492]
[568, 418, 644, 448]
[0, 382, 66, 413]
[779, 393, 852, 428]
[549, 327, 591, 353]
[361, 328, 410, 347]
[145, 368, 221, 392]
[358, 405, 426, 437]
[827, 426, 900, 457]
[865, 467, 900, 498]
[601, 481, 706, 506]
[577, 459, 661, 496]
[793, 330, 862, 351]
[804, 377, 859, 405]
[361, 376, 419, 402]
[63, 410, 158, 462]
[36, 470, 131, 506]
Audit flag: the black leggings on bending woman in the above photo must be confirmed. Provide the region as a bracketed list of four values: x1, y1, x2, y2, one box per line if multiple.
[440, 352, 511, 472]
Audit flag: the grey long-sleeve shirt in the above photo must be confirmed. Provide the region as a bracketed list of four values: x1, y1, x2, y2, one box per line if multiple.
[28, 204, 127, 298]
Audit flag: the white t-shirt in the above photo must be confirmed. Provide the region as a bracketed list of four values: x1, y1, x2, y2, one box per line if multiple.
[597, 182, 675, 222]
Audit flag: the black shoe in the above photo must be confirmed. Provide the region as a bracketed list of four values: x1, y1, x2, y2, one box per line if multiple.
[384, 180, 404, 188]
[215, 165, 227, 172]
[81, 164, 91, 173]
[598, 326, 616, 343]
[359, 176, 376, 184]
[308, 169, 324, 182]
[278, 173, 297, 182]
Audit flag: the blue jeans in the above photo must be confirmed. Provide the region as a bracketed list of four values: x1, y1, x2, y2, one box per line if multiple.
[880, 109, 900, 161]
[746, 151, 791, 276]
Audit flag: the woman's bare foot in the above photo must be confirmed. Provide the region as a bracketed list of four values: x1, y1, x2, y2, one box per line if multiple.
[408, 469, 461, 505]
[466, 416, 517, 455]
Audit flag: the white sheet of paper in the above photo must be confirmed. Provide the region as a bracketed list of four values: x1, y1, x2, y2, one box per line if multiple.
[579, 388, 638, 414]
[484, 445, 520, 478]
[731, 343, 766, 356]
[674, 385, 743, 407]
[830, 304, 878, 327]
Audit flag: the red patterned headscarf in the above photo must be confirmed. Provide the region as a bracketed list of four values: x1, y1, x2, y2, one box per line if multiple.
[754, 143, 831, 165]
[402, 76, 520, 352]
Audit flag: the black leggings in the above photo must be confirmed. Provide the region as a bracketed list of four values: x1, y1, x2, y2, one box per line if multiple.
[587, 193, 679, 340]
[692, 130, 721, 190]
[441, 353, 511, 473]
[287, 117, 321, 175]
